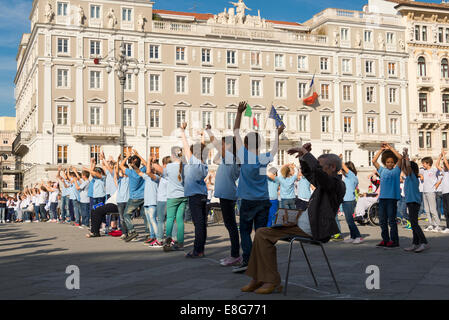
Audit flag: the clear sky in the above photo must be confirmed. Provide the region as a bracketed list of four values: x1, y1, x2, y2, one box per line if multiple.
[0, 0, 438, 117]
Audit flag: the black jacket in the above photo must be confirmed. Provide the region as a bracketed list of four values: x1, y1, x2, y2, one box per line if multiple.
[299, 152, 346, 243]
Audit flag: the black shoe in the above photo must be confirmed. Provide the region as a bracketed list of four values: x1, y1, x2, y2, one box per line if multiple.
[124, 231, 138, 242]
[232, 262, 248, 273]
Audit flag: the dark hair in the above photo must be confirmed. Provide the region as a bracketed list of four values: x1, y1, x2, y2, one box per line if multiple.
[421, 157, 433, 166]
[129, 155, 141, 168]
[244, 132, 260, 152]
[190, 143, 208, 163]
[222, 136, 237, 161]
[381, 150, 398, 166]
[162, 156, 172, 165]
[82, 170, 90, 179]
[345, 161, 357, 176]
[410, 161, 419, 178]
[94, 167, 105, 175]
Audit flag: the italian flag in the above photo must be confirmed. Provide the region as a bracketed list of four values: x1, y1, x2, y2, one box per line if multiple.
[244, 104, 259, 130]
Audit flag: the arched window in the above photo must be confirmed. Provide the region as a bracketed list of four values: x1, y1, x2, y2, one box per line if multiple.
[442, 58, 449, 78]
[418, 56, 426, 77]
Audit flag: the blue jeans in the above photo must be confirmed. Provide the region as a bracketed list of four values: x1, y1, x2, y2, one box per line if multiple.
[68, 199, 76, 222]
[342, 201, 361, 239]
[0, 208, 5, 221]
[239, 199, 271, 264]
[436, 192, 443, 219]
[33, 204, 40, 221]
[378, 198, 399, 244]
[61, 196, 69, 221]
[80, 202, 90, 226]
[156, 201, 167, 241]
[280, 198, 296, 209]
[397, 197, 408, 220]
[50, 202, 58, 220]
[73, 200, 81, 224]
[124, 198, 145, 233]
[267, 199, 279, 227]
[117, 202, 128, 234]
[144, 205, 158, 238]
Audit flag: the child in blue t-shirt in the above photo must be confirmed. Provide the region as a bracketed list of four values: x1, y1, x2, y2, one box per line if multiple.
[402, 148, 428, 252]
[372, 143, 403, 248]
[266, 167, 280, 227]
[275, 164, 300, 209]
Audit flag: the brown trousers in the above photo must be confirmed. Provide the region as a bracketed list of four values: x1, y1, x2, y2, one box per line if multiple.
[245, 226, 311, 286]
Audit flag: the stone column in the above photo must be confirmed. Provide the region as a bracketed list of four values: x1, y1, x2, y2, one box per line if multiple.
[137, 66, 147, 136]
[75, 64, 85, 124]
[108, 38, 116, 125]
[379, 81, 387, 134]
[333, 79, 341, 133]
[43, 60, 53, 133]
[356, 80, 364, 133]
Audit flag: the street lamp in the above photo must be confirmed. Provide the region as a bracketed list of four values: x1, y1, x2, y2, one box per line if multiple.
[106, 40, 140, 156]
[0, 153, 7, 194]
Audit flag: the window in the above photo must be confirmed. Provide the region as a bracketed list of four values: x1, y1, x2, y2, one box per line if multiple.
[320, 57, 329, 72]
[298, 82, 307, 99]
[365, 60, 374, 74]
[176, 75, 186, 94]
[442, 58, 449, 78]
[364, 30, 372, 42]
[227, 50, 236, 65]
[122, 8, 132, 22]
[90, 71, 101, 89]
[176, 110, 186, 128]
[251, 51, 261, 67]
[227, 112, 236, 129]
[343, 85, 351, 101]
[277, 150, 286, 166]
[344, 150, 352, 162]
[57, 38, 68, 54]
[367, 117, 375, 133]
[90, 40, 101, 56]
[419, 93, 428, 112]
[227, 78, 237, 96]
[426, 132, 432, 148]
[321, 115, 330, 133]
[275, 81, 285, 98]
[390, 118, 398, 135]
[124, 108, 132, 127]
[366, 86, 375, 103]
[386, 32, 394, 44]
[321, 84, 329, 100]
[419, 131, 424, 148]
[298, 56, 307, 70]
[149, 45, 160, 60]
[341, 28, 349, 41]
[388, 62, 396, 76]
[201, 77, 212, 95]
[90, 145, 101, 164]
[323, 149, 331, 155]
[125, 73, 133, 91]
[368, 151, 375, 166]
[342, 59, 351, 73]
[439, 27, 444, 43]
[57, 2, 68, 16]
[57, 105, 68, 125]
[202, 111, 212, 128]
[57, 145, 68, 164]
[150, 147, 160, 162]
[415, 25, 420, 41]
[418, 56, 426, 77]
[299, 115, 307, 132]
[176, 47, 186, 62]
[389, 88, 397, 104]
[124, 43, 132, 57]
[149, 109, 160, 128]
[149, 74, 160, 92]
[446, 28, 449, 43]
[343, 116, 352, 133]
[251, 79, 261, 97]
[90, 5, 100, 19]
[57, 69, 68, 88]
[443, 94, 449, 113]
[443, 132, 448, 149]
[90, 106, 101, 125]
[422, 26, 427, 41]
[275, 54, 284, 69]
[202, 48, 211, 64]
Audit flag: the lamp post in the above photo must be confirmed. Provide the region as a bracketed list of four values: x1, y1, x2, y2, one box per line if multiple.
[0, 154, 7, 194]
[106, 41, 140, 157]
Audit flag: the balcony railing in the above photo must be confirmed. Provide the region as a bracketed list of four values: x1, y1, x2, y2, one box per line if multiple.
[356, 133, 401, 144]
[153, 21, 193, 33]
[12, 131, 31, 156]
[72, 125, 120, 138]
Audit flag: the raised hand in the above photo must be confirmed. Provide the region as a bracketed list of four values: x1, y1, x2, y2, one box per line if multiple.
[237, 101, 247, 114]
[206, 124, 212, 131]
[180, 122, 188, 131]
[277, 124, 286, 136]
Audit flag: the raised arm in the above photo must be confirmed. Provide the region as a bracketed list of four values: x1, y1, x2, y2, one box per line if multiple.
[402, 148, 412, 176]
[180, 122, 192, 162]
[119, 154, 130, 174]
[436, 150, 444, 172]
[146, 156, 159, 180]
[133, 149, 147, 168]
[443, 149, 449, 174]
[339, 154, 349, 174]
[205, 124, 223, 158]
[372, 147, 384, 170]
[233, 101, 247, 151]
[269, 124, 285, 158]
[100, 151, 113, 175]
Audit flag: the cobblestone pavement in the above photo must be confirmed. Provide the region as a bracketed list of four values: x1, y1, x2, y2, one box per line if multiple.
[1, 216, 449, 300]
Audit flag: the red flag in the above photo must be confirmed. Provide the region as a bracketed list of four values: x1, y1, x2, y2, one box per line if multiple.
[303, 92, 318, 106]
[253, 116, 259, 129]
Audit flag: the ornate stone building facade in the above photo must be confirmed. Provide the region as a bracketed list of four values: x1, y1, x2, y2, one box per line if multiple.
[14, 0, 409, 188]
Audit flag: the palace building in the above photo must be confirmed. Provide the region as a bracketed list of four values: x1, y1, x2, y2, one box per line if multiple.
[13, 0, 411, 188]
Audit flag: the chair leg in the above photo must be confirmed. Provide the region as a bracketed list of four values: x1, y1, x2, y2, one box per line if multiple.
[319, 244, 341, 294]
[299, 242, 318, 287]
[283, 239, 295, 296]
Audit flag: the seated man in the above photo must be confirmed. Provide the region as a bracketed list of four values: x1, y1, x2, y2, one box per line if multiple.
[241, 143, 346, 294]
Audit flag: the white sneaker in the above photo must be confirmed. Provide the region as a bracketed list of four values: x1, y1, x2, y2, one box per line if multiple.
[441, 228, 449, 233]
[404, 244, 419, 252]
[6, 220, 10, 222]
[414, 244, 429, 253]
[25, 220, 31, 223]
[353, 237, 364, 244]
[424, 226, 434, 232]
[343, 238, 355, 243]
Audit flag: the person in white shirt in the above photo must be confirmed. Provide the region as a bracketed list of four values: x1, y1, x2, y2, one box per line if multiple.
[46, 182, 60, 222]
[420, 157, 442, 232]
[436, 150, 449, 233]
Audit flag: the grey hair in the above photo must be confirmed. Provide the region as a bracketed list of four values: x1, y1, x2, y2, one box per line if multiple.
[268, 167, 278, 175]
[318, 153, 342, 173]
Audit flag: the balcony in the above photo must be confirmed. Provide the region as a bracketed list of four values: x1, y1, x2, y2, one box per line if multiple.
[72, 125, 120, 141]
[152, 21, 194, 34]
[356, 133, 401, 146]
[417, 76, 434, 91]
[12, 131, 31, 156]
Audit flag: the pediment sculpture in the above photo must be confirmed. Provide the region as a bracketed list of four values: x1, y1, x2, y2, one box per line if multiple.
[107, 8, 117, 29]
[207, 0, 273, 29]
[45, 1, 54, 23]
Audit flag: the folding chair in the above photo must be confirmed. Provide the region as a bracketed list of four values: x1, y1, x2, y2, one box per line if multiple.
[280, 235, 341, 296]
